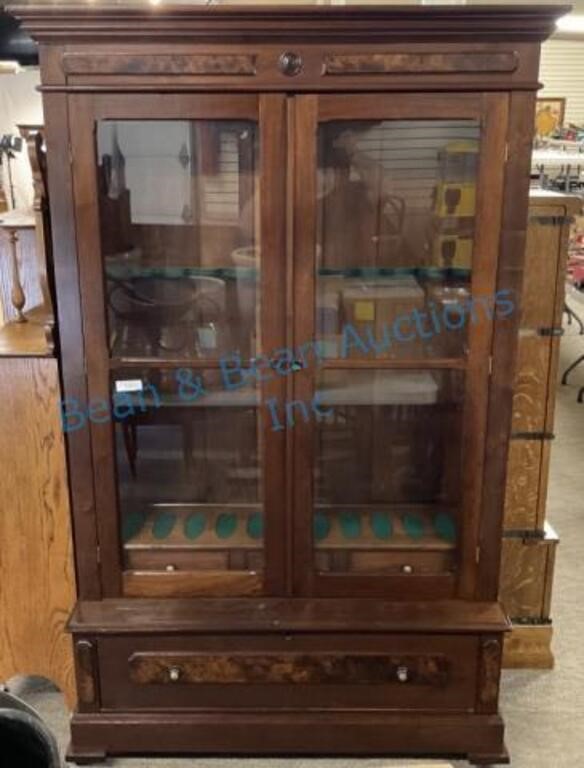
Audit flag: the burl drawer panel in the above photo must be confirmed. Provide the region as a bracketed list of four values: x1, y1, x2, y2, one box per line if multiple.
[97, 633, 478, 712]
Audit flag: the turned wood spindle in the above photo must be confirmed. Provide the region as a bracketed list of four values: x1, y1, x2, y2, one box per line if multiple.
[7, 228, 27, 323]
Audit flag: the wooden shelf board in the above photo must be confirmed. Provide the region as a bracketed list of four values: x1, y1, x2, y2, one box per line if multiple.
[124, 505, 263, 551]
[314, 505, 456, 551]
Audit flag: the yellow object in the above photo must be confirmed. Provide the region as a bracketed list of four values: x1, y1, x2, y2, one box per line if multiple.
[435, 182, 476, 218]
[353, 300, 375, 322]
[435, 140, 479, 218]
[433, 234, 474, 269]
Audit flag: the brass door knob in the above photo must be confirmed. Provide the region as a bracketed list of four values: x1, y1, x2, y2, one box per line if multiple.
[279, 51, 303, 76]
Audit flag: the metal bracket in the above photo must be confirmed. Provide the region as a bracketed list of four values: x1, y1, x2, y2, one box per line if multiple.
[511, 431, 555, 441]
[538, 326, 564, 337]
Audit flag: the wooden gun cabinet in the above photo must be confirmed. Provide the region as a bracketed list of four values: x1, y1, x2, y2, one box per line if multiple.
[14, 3, 565, 764]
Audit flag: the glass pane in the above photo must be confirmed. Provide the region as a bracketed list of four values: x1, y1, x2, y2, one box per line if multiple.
[97, 120, 259, 360]
[313, 369, 464, 576]
[112, 367, 263, 574]
[316, 120, 481, 360]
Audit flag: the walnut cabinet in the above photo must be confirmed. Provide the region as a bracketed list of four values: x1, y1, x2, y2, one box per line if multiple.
[14, 4, 565, 764]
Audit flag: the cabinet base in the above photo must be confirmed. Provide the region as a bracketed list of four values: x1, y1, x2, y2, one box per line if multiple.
[503, 623, 554, 669]
[67, 710, 508, 763]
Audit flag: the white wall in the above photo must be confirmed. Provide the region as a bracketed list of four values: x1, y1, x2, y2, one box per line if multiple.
[540, 39, 584, 126]
[0, 68, 43, 210]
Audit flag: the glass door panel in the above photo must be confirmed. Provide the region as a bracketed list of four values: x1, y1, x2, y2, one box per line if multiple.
[70, 94, 286, 597]
[293, 94, 508, 598]
[314, 369, 463, 576]
[98, 119, 259, 362]
[113, 367, 263, 576]
[316, 119, 480, 361]
[95, 117, 266, 585]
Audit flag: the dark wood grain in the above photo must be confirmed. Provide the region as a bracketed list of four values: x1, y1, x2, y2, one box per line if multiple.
[323, 51, 519, 75]
[128, 651, 450, 687]
[63, 53, 257, 76]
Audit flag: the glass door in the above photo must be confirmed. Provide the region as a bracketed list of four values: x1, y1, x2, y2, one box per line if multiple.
[69, 94, 287, 597]
[292, 93, 508, 598]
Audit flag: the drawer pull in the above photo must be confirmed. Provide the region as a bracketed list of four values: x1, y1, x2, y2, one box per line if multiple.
[279, 51, 303, 77]
[165, 564, 177, 572]
[396, 665, 409, 683]
[401, 564, 414, 574]
[168, 666, 182, 683]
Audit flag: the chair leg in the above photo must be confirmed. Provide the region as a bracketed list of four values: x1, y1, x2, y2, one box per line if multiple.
[562, 353, 584, 386]
[564, 301, 584, 335]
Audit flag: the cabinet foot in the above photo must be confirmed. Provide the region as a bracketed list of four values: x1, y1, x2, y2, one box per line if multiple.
[469, 743, 510, 765]
[66, 743, 108, 765]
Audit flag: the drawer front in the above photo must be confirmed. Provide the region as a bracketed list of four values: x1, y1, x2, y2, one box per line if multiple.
[97, 634, 478, 712]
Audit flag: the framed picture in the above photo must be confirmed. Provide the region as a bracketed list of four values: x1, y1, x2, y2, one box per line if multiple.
[535, 98, 566, 137]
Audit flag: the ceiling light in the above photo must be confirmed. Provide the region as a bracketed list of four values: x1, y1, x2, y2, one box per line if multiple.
[556, 14, 584, 34]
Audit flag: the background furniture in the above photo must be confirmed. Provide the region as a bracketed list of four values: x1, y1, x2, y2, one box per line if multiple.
[16, 4, 563, 764]
[0, 128, 76, 707]
[500, 189, 582, 668]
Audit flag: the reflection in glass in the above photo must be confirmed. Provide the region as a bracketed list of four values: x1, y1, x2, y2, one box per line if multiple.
[112, 368, 263, 574]
[97, 120, 259, 360]
[316, 120, 480, 360]
[313, 369, 464, 575]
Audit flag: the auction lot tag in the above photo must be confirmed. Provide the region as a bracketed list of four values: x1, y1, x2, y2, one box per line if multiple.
[115, 379, 144, 393]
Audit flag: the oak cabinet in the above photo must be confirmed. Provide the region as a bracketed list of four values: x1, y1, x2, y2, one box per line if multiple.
[14, 3, 565, 764]
[501, 190, 581, 669]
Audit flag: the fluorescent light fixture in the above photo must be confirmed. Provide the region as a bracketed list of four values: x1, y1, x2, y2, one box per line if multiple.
[556, 14, 584, 33]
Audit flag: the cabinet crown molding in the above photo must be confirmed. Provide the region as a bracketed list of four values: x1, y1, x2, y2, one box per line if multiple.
[10, 4, 569, 44]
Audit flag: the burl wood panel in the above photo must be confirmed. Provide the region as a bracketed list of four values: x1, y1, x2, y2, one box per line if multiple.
[129, 652, 450, 687]
[0, 357, 76, 707]
[323, 51, 518, 76]
[499, 527, 558, 620]
[75, 640, 99, 708]
[63, 53, 257, 76]
[476, 636, 502, 713]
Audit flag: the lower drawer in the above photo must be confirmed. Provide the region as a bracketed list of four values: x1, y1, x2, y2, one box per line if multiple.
[96, 633, 478, 712]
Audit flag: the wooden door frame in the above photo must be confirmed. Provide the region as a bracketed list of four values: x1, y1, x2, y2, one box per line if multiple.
[291, 91, 509, 599]
[68, 92, 288, 598]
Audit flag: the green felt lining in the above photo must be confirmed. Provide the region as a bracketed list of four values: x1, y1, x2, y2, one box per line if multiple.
[371, 511, 393, 540]
[152, 511, 177, 540]
[122, 511, 146, 543]
[215, 512, 238, 540]
[339, 511, 362, 540]
[402, 512, 425, 540]
[434, 512, 457, 543]
[314, 513, 331, 542]
[184, 512, 207, 540]
[246, 512, 263, 540]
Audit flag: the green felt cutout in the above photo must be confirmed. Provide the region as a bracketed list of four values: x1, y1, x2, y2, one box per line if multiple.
[434, 512, 457, 543]
[371, 511, 393, 540]
[215, 512, 238, 540]
[339, 511, 362, 540]
[314, 513, 331, 542]
[402, 512, 425, 541]
[152, 511, 177, 540]
[184, 512, 207, 540]
[247, 513, 263, 540]
[122, 511, 146, 543]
